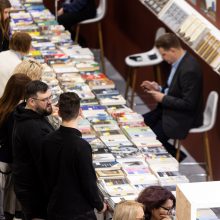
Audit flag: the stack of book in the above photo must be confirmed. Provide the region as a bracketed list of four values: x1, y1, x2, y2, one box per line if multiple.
[58, 45, 94, 61]
[10, 11, 33, 26]
[63, 82, 95, 100]
[116, 112, 145, 127]
[73, 60, 100, 72]
[120, 158, 158, 191]
[88, 79, 115, 90]
[98, 178, 137, 197]
[142, 146, 179, 169]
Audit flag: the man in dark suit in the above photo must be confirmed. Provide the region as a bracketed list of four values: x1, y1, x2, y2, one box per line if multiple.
[57, 0, 96, 32]
[142, 33, 203, 161]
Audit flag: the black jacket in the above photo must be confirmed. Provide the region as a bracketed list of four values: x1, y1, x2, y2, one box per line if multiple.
[42, 126, 103, 219]
[0, 112, 14, 163]
[161, 52, 203, 139]
[62, 0, 96, 15]
[12, 102, 54, 217]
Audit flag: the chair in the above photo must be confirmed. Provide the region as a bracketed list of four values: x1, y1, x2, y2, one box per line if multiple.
[124, 27, 166, 109]
[75, 0, 107, 73]
[175, 91, 219, 181]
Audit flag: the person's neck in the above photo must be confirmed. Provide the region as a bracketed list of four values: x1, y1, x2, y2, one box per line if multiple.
[25, 104, 35, 112]
[175, 48, 185, 61]
[61, 119, 78, 129]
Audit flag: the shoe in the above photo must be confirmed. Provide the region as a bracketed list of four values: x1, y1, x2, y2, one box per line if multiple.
[164, 145, 187, 162]
[178, 150, 187, 162]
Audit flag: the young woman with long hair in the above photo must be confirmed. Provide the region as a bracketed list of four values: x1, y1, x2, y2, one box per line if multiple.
[0, 0, 11, 52]
[0, 74, 31, 220]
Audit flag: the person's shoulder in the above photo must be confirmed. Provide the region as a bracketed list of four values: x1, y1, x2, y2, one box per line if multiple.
[42, 129, 61, 145]
[75, 136, 92, 150]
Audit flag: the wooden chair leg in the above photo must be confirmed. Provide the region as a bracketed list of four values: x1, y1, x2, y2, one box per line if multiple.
[124, 67, 132, 100]
[175, 139, 181, 161]
[130, 69, 137, 109]
[203, 132, 213, 181]
[75, 24, 80, 43]
[98, 22, 105, 73]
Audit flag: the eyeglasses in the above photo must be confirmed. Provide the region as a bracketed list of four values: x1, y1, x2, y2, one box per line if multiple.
[31, 95, 52, 102]
[160, 206, 174, 215]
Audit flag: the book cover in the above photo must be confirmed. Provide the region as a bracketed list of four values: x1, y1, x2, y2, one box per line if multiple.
[93, 161, 121, 170]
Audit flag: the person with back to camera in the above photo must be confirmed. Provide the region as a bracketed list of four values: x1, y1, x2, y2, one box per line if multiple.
[113, 200, 145, 220]
[141, 33, 203, 161]
[137, 186, 176, 220]
[57, 0, 96, 35]
[0, 32, 32, 96]
[13, 59, 43, 81]
[42, 92, 107, 220]
[0, 0, 11, 52]
[0, 74, 31, 220]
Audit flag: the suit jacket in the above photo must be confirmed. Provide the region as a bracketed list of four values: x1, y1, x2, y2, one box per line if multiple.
[161, 52, 203, 139]
[62, 0, 96, 15]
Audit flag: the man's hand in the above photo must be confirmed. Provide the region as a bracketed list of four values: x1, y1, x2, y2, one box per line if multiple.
[98, 202, 108, 214]
[141, 80, 160, 92]
[147, 90, 165, 103]
[57, 8, 64, 16]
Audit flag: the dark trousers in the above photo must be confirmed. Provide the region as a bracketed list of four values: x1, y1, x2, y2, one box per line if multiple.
[57, 9, 96, 32]
[143, 108, 178, 157]
[15, 189, 47, 220]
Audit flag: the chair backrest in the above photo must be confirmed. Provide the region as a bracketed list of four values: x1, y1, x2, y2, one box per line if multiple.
[97, 0, 107, 20]
[155, 27, 166, 41]
[203, 91, 219, 131]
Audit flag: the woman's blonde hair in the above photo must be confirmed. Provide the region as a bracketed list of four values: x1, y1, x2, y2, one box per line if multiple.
[113, 200, 144, 220]
[13, 59, 43, 80]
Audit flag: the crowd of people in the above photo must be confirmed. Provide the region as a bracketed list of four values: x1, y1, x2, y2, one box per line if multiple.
[0, 0, 205, 219]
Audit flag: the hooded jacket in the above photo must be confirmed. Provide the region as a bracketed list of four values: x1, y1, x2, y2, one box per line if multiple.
[12, 102, 54, 216]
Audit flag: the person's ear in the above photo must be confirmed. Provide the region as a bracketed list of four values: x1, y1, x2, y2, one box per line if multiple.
[27, 98, 35, 107]
[78, 108, 84, 118]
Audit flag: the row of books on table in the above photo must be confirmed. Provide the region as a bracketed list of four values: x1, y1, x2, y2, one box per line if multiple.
[9, 0, 189, 209]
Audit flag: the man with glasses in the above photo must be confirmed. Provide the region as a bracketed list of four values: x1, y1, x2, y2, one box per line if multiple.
[12, 80, 54, 220]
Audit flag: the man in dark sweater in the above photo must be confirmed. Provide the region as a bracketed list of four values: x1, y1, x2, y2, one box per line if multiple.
[12, 80, 54, 220]
[42, 92, 106, 220]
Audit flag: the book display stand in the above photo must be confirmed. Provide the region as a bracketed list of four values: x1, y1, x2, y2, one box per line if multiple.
[139, 0, 220, 75]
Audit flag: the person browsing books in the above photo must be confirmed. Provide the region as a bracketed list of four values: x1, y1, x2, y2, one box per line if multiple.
[57, 0, 96, 35]
[12, 81, 55, 220]
[0, 0, 11, 52]
[0, 32, 32, 96]
[137, 186, 176, 220]
[141, 33, 203, 161]
[42, 92, 107, 220]
[113, 200, 145, 220]
[0, 74, 31, 220]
